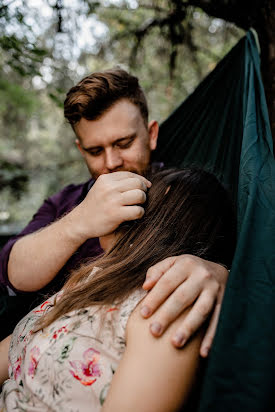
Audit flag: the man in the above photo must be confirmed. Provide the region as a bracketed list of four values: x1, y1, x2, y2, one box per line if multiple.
[0, 68, 229, 356]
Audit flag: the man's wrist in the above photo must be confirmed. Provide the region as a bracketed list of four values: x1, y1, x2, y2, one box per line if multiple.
[61, 206, 91, 245]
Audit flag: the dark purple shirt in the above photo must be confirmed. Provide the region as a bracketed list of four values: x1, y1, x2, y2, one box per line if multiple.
[0, 179, 103, 296]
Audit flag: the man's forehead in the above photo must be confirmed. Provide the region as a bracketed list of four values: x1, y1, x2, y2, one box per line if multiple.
[76, 122, 139, 146]
[75, 102, 147, 145]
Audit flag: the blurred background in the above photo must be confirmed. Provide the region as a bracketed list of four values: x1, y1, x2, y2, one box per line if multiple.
[0, 0, 251, 240]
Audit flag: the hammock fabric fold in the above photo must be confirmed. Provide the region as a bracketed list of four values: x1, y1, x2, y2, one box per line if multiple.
[155, 30, 274, 412]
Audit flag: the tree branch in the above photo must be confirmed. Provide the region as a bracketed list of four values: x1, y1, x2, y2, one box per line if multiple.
[185, 0, 265, 30]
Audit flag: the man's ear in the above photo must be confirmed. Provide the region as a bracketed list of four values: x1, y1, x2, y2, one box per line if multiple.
[148, 120, 159, 151]
[75, 139, 85, 157]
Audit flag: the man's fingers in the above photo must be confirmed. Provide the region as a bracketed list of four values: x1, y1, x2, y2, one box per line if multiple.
[142, 256, 177, 291]
[140, 265, 191, 319]
[120, 189, 147, 205]
[200, 288, 224, 357]
[200, 301, 222, 357]
[103, 171, 151, 188]
[147, 278, 202, 337]
[139, 255, 228, 350]
[171, 291, 216, 348]
[122, 205, 145, 221]
[116, 177, 149, 193]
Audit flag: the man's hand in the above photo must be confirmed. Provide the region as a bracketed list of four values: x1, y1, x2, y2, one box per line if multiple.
[139, 255, 229, 357]
[7, 171, 151, 293]
[72, 171, 151, 241]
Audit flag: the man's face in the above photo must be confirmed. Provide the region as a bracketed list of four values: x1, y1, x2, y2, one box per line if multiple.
[74, 99, 159, 179]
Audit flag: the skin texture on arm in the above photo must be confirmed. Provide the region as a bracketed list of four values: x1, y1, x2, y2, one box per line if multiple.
[8, 212, 87, 292]
[0, 335, 11, 386]
[102, 305, 203, 412]
[8, 172, 151, 292]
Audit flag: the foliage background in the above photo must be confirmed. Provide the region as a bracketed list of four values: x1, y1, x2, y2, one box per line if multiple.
[0, 0, 244, 230]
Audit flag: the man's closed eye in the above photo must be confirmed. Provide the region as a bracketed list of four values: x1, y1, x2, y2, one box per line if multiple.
[85, 147, 103, 156]
[116, 136, 135, 149]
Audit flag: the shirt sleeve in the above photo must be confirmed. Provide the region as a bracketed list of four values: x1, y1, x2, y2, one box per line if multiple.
[0, 181, 91, 294]
[0, 196, 58, 292]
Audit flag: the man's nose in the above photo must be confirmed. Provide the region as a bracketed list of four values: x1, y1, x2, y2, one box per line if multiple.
[105, 149, 123, 171]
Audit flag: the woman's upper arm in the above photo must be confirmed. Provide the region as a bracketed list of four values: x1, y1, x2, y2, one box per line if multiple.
[0, 335, 11, 385]
[102, 305, 203, 412]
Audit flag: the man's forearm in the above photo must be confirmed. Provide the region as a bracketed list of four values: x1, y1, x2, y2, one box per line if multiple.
[8, 208, 88, 292]
[8, 172, 151, 292]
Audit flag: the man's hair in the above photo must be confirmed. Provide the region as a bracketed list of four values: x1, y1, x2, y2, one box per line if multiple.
[64, 68, 149, 127]
[36, 168, 236, 330]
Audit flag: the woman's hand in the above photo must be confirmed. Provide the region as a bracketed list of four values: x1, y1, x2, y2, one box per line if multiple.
[140, 255, 229, 357]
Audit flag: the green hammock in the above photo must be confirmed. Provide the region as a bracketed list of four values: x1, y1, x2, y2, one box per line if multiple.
[155, 30, 274, 412]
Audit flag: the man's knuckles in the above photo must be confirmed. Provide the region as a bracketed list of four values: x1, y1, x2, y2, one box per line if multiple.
[120, 189, 146, 205]
[122, 205, 144, 221]
[132, 205, 145, 219]
[199, 269, 215, 284]
[145, 266, 158, 279]
[157, 275, 180, 293]
[131, 177, 146, 189]
[175, 254, 197, 267]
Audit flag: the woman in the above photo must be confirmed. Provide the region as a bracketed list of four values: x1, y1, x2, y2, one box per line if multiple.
[0, 168, 236, 412]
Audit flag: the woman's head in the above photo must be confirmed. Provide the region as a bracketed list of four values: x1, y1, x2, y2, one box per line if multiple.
[38, 168, 236, 328]
[112, 167, 236, 268]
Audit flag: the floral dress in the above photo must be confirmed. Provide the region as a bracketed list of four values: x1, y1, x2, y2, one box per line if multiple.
[0, 281, 146, 412]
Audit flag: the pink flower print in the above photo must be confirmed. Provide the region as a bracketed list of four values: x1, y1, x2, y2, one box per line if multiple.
[28, 346, 40, 378]
[13, 356, 22, 380]
[69, 348, 101, 386]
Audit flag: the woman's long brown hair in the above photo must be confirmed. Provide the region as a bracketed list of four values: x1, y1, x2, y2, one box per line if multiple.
[37, 168, 236, 330]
